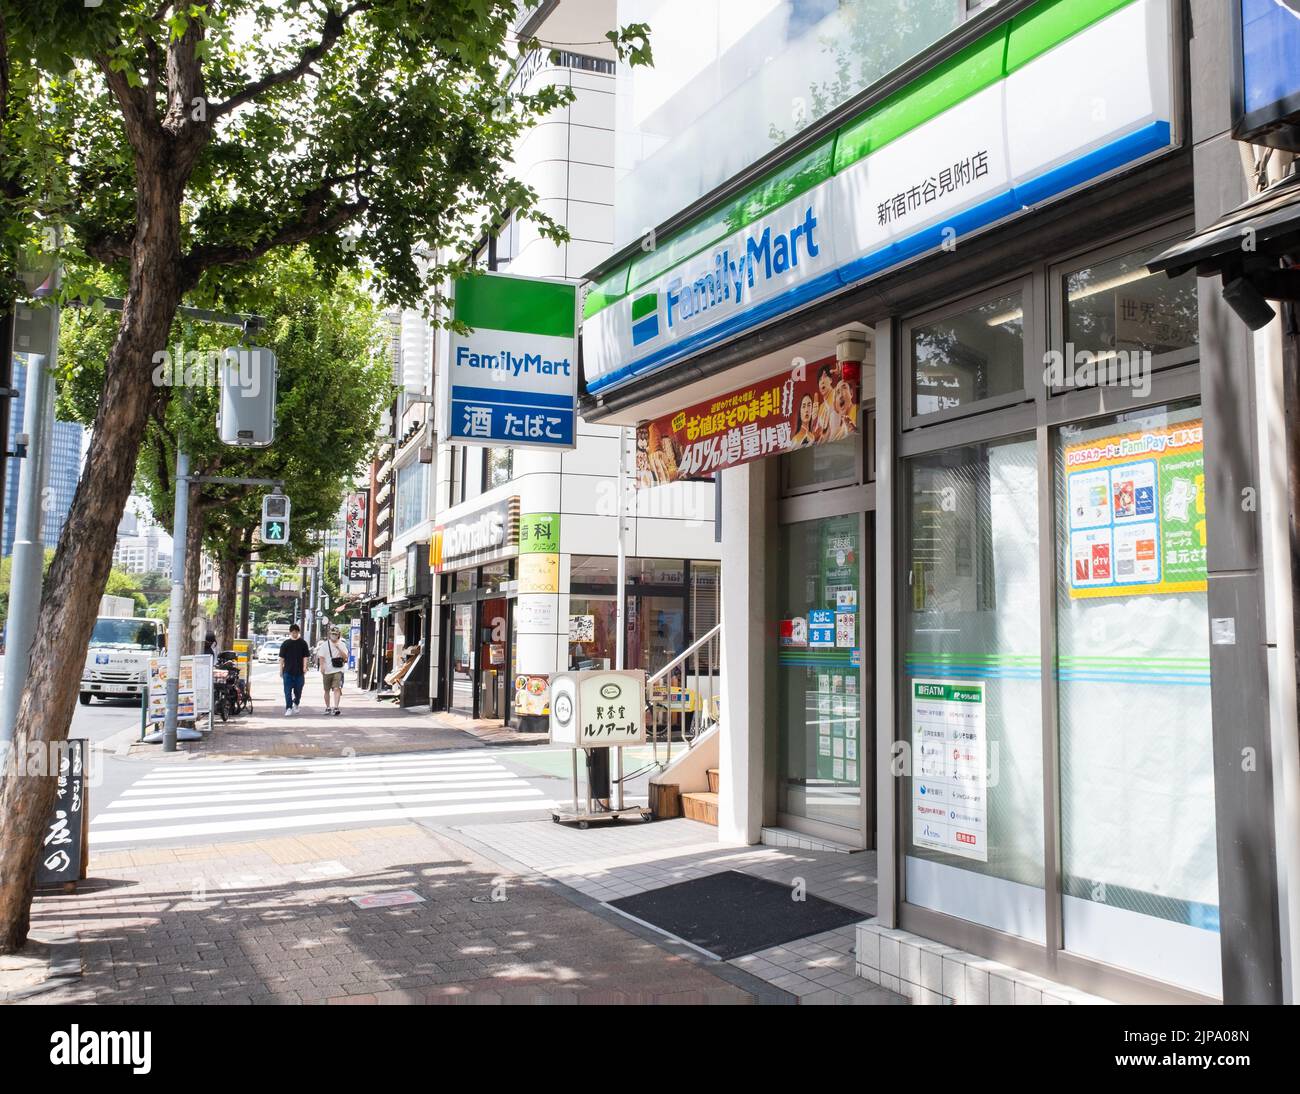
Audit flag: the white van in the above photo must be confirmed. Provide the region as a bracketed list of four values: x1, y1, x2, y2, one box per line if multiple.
[80, 616, 166, 705]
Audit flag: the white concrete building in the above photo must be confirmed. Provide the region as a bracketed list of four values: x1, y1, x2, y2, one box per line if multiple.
[383, 0, 721, 725]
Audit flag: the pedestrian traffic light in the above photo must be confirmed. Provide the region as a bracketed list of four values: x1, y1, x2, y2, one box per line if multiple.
[261, 493, 291, 545]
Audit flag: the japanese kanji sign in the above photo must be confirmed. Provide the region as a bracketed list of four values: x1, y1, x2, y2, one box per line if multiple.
[549, 671, 647, 748]
[35, 738, 88, 887]
[636, 356, 860, 488]
[443, 272, 577, 450]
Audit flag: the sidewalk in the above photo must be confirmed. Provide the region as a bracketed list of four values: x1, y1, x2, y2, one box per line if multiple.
[25, 822, 772, 1005]
[454, 817, 900, 1005]
[124, 683, 548, 762]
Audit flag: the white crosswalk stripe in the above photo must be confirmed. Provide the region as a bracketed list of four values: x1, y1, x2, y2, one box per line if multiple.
[92, 751, 556, 846]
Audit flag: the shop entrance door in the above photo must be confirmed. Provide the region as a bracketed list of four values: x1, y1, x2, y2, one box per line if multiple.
[450, 602, 474, 714]
[775, 509, 874, 843]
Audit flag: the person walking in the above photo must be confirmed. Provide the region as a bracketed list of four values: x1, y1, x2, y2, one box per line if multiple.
[316, 625, 348, 716]
[278, 623, 310, 716]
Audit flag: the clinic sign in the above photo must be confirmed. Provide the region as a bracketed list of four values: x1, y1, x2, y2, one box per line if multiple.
[584, 0, 1176, 393]
[442, 272, 577, 449]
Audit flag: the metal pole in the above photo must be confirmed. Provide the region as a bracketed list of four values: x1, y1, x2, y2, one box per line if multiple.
[238, 567, 250, 639]
[615, 428, 628, 672]
[161, 443, 189, 752]
[0, 336, 56, 746]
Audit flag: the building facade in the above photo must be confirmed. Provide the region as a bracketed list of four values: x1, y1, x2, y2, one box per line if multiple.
[2, 355, 85, 557]
[578, 0, 1300, 1004]
[412, 0, 721, 727]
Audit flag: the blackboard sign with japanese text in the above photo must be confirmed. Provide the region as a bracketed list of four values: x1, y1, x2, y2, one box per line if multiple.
[35, 738, 88, 887]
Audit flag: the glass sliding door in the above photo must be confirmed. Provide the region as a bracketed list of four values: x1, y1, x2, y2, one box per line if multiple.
[777, 514, 864, 833]
[903, 436, 1045, 942]
[450, 602, 474, 713]
[1054, 402, 1220, 996]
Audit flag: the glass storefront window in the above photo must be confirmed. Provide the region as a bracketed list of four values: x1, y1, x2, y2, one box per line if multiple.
[484, 448, 513, 490]
[783, 430, 858, 491]
[1063, 244, 1199, 367]
[568, 597, 616, 670]
[1055, 402, 1219, 996]
[777, 515, 863, 831]
[394, 461, 429, 535]
[910, 291, 1024, 417]
[450, 602, 474, 712]
[903, 437, 1045, 941]
[480, 561, 512, 594]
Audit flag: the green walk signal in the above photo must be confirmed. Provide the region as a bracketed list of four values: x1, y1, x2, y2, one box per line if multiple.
[261, 493, 291, 546]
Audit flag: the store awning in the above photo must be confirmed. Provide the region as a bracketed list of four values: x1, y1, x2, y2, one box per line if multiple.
[1148, 166, 1300, 282]
[1147, 165, 1300, 329]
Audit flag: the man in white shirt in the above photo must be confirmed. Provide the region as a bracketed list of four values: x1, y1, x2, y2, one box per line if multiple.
[316, 626, 348, 715]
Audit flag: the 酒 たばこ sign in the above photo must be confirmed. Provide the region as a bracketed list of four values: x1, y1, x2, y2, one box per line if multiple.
[443, 273, 577, 450]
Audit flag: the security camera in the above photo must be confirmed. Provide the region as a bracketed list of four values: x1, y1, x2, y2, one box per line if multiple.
[1221, 276, 1277, 331]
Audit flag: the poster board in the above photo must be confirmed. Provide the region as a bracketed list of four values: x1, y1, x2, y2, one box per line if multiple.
[147, 654, 213, 722]
[1064, 419, 1206, 599]
[911, 680, 987, 862]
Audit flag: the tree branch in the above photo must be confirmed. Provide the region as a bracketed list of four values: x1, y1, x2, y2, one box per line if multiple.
[209, 2, 373, 119]
[182, 195, 368, 279]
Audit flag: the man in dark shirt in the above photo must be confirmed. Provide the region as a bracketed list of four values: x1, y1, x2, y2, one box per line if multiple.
[278, 624, 311, 716]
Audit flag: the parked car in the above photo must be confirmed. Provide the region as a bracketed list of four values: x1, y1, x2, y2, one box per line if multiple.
[257, 643, 280, 664]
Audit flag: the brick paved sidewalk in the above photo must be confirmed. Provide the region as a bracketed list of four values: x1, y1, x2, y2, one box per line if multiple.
[24, 823, 771, 1005]
[455, 818, 902, 1005]
[124, 681, 545, 762]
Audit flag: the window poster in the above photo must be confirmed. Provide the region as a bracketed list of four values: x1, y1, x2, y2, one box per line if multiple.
[912, 679, 987, 862]
[1064, 419, 1206, 599]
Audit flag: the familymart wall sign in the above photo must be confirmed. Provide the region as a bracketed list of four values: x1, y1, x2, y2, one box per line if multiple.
[442, 272, 578, 449]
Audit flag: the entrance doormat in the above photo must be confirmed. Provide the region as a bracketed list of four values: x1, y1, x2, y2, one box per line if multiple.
[608, 870, 864, 960]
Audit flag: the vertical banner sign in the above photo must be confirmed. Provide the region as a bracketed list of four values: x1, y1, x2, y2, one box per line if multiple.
[444, 273, 577, 449]
[36, 739, 88, 886]
[1064, 419, 1206, 599]
[518, 511, 560, 594]
[912, 680, 987, 862]
[345, 490, 369, 558]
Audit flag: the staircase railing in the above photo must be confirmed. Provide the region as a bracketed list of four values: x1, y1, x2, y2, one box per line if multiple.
[645, 622, 721, 768]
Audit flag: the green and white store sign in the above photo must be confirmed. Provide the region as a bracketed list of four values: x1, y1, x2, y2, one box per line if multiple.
[442, 272, 578, 449]
[583, 0, 1176, 396]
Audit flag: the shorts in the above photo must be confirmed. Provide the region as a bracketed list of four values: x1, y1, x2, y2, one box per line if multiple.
[321, 671, 343, 690]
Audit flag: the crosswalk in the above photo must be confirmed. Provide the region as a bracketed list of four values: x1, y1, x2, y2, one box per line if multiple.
[92, 751, 558, 847]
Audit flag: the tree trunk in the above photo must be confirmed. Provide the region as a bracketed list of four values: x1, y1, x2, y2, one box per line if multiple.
[217, 554, 239, 651]
[0, 166, 186, 954]
[183, 493, 206, 653]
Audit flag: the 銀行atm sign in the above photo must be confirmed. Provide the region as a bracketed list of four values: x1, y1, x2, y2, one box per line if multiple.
[440, 272, 578, 451]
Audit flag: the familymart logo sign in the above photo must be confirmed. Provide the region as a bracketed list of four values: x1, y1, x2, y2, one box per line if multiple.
[631, 205, 824, 350]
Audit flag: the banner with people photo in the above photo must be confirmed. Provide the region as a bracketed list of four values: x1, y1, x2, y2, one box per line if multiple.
[635, 357, 860, 488]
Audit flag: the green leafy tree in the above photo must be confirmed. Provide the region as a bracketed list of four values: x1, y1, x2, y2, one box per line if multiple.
[0, 0, 651, 954]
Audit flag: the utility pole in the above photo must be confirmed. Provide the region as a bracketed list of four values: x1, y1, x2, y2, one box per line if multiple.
[0, 250, 61, 746]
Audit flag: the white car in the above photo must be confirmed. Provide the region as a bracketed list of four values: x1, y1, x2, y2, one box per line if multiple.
[257, 643, 280, 664]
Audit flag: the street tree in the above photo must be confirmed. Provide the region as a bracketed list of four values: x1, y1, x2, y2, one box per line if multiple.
[0, 0, 651, 953]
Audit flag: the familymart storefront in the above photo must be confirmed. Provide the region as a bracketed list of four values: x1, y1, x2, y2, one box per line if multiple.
[579, 0, 1288, 1004]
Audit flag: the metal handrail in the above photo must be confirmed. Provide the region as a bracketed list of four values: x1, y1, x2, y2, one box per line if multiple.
[647, 623, 721, 687]
[646, 623, 721, 767]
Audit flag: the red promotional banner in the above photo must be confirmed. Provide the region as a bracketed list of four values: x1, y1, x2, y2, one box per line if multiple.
[345, 490, 369, 558]
[636, 357, 860, 487]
